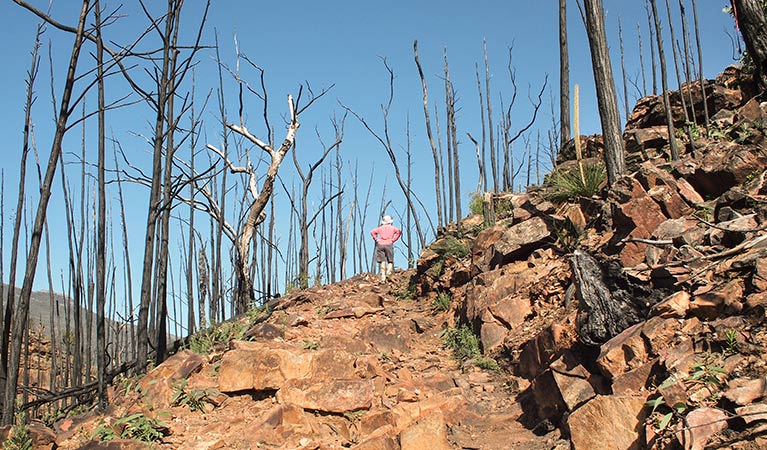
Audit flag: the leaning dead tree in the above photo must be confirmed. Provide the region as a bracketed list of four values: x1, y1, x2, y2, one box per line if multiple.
[413, 40, 444, 229]
[2, 0, 91, 425]
[207, 53, 329, 312]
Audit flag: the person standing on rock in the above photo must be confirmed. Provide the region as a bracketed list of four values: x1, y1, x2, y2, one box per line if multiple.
[370, 215, 402, 282]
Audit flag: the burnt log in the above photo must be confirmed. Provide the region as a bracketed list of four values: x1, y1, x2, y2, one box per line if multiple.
[570, 250, 654, 346]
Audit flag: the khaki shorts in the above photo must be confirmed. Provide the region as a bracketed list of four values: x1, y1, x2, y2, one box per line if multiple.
[375, 244, 394, 263]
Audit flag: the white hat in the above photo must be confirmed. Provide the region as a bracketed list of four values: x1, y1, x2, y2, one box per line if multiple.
[381, 215, 393, 225]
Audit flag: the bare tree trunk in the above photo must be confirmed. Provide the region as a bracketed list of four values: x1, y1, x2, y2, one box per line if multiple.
[413, 41, 444, 228]
[691, 0, 710, 129]
[732, 0, 767, 90]
[1, 20, 42, 400]
[484, 40, 498, 193]
[113, 149, 134, 356]
[559, 0, 572, 148]
[646, 0, 659, 95]
[638, 23, 648, 97]
[664, 0, 690, 124]
[187, 112, 197, 335]
[650, 0, 681, 160]
[583, 0, 626, 186]
[2, 0, 90, 424]
[444, 52, 462, 219]
[444, 49, 455, 222]
[678, 0, 698, 125]
[94, 0, 108, 409]
[618, 16, 630, 123]
[136, 0, 178, 373]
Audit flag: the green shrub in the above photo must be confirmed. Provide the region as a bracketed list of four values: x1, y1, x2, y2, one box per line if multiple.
[114, 413, 168, 442]
[432, 292, 452, 311]
[171, 379, 218, 413]
[431, 236, 470, 259]
[469, 192, 484, 215]
[3, 411, 32, 450]
[186, 321, 247, 354]
[92, 419, 118, 442]
[442, 326, 481, 362]
[473, 356, 500, 371]
[545, 163, 606, 203]
[392, 276, 417, 301]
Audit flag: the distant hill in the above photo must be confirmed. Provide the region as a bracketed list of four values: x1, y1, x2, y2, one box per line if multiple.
[1, 284, 132, 355]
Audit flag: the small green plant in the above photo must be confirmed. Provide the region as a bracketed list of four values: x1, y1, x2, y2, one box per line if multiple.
[186, 321, 247, 354]
[3, 410, 32, 450]
[469, 192, 484, 215]
[301, 339, 319, 350]
[114, 413, 168, 442]
[645, 395, 688, 432]
[689, 354, 728, 388]
[431, 236, 470, 259]
[442, 326, 481, 363]
[92, 419, 118, 442]
[392, 277, 417, 301]
[432, 292, 452, 311]
[171, 380, 218, 413]
[693, 205, 713, 222]
[473, 356, 500, 371]
[344, 410, 366, 424]
[316, 305, 331, 317]
[552, 217, 585, 253]
[544, 163, 606, 203]
[246, 304, 265, 322]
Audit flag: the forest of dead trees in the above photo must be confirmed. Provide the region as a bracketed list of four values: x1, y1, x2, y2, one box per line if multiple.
[0, 0, 765, 428]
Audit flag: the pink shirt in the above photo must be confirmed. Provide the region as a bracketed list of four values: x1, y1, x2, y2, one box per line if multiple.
[370, 224, 402, 246]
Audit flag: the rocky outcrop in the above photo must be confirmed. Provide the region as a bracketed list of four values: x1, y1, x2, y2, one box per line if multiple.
[47, 64, 767, 450]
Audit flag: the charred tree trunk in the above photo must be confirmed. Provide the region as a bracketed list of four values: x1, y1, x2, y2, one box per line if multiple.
[559, 0, 571, 149]
[94, 0, 108, 409]
[2, 0, 90, 424]
[583, 0, 626, 186]
[570, 250, 646, 346]
[732, 0, 767, 91]
[650, 0, 681, 160]
[691, 0, 710, 129]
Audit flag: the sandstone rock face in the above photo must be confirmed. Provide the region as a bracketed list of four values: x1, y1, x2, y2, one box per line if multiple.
[139, 350, 204, 408]
[276, 378, 375, 413]
[218, 343, 359, 392]
[472, 216, 553, 274]
[76, 440, 152, 450]
[567, 395, 647, 450]
[724, 377, 767, 406]
[398, 411, 452, 450]
[610, 178, 668, 266]
[675, 407, 728, 450]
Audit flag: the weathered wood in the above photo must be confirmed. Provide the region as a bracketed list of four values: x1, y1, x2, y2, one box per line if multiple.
[569, 250, 646, 346]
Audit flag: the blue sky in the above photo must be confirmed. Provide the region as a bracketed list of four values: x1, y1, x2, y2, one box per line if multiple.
[0, 1, 741, 324]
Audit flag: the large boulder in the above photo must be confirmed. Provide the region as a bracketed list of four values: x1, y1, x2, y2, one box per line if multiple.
[276, 378, 375, 413]
[567, 395, 648, 450]
[139, 350, 205, 408]
[472, 216, 553, 275]
[218, 342, 359, 392]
